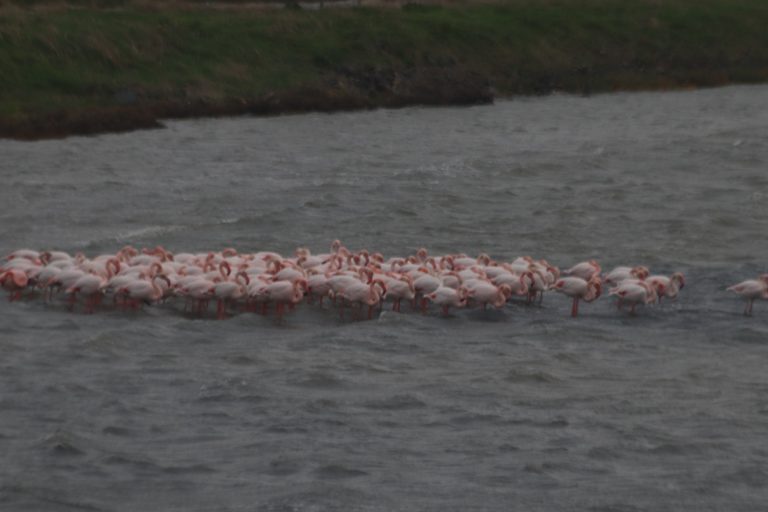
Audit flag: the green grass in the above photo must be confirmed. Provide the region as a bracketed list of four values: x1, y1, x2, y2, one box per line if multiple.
[2, 0, 768, 124]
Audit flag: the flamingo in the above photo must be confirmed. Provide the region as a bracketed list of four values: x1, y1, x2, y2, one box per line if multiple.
[339, 279, 386, 319]
[647, 272, 685, 303]
[609, 281, 657, 314]
[551, 276, 602, 317]
[306, 273, 332, 306]
[426, 286, 468, 315]
[66, 272, 108, 313]
[1, 269, 29, 301]
[176, 278, 216, 314]
[384, 274, 415, 312]
[564, 260, 601, 281]
[263, 279, 306, 321]
[466, 282, 511, 310]
[4, 249, 41, 263]
[604, 266, 650, 286]
[117, 275, 171, 309]
[492, 271, 531, 299]
[413, 272, 442, 312]
[212, 272, 249, 319]
[727, 275, 768, 316]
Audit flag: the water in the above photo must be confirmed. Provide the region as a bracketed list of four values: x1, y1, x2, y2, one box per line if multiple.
[1, 85, 768, 511]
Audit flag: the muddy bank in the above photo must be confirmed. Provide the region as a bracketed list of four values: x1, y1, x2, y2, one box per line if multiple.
[1, 67, 493, 140]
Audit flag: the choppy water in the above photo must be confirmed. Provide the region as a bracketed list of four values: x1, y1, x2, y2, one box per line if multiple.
[2, 85, 768, 511]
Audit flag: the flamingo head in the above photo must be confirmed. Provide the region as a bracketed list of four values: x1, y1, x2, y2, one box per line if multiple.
[672, 272, 685, 288]
[154, 274, 172, 290]
[416, 248, 428, 262]
[107, 258, 122, 278]
[371, 278, 387, 296]
[477, 253, 491, 266]
[236, 271, 250, 286]
[2, 270, 28, 288]
[588, 277, 602, 299]
[119, 245, 138, 259]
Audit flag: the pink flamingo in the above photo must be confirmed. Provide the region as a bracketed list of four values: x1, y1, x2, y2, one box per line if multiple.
[604, 266, 650, 286]
[466, 282, 511, 310]
[339, 279, 386, 320]
[384, 274, 415, 312]
[727, 275, 768, 316]
[647, 272, 685, 303]
[413, 273, 442, 313]
[609, 281, 657, 314]
[426, 286, 469, 315]
[263, 279, 307, 321]
[66, 272, 108, 313]
[212, 272, 249, 319]
[552, 276, 602, 317]
[116, 275, 171, 309]
[1, 269, 29, 301]
[564, 260, 601, 281]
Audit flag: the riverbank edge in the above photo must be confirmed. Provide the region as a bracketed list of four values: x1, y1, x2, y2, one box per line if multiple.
[0, 71, 496, 140]
[6, 71, 767, 140]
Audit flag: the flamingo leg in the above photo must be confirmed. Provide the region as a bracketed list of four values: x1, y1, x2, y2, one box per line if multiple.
[571, 297, 579, 317]
[442, 305, 449, 316]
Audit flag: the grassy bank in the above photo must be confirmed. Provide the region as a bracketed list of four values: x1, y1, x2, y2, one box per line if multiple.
[2, 0, 768, 138]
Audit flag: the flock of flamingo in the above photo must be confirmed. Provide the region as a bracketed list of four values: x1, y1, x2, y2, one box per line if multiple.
[0, 241, 765, 320]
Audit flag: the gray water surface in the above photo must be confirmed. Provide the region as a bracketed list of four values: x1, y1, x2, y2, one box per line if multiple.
[1, 85, 768, 511]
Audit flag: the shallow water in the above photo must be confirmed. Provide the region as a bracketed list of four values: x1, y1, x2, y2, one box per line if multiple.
[1, 85, 768, 511]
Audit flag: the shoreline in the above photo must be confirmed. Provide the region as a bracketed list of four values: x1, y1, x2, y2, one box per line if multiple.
[2, 77, 757, 141]
[0, 70, 495, 140]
